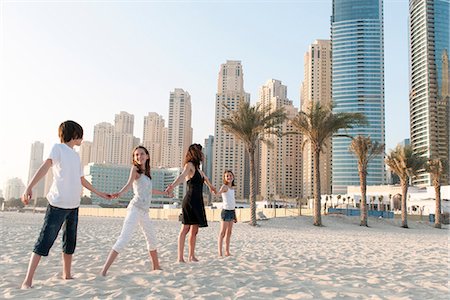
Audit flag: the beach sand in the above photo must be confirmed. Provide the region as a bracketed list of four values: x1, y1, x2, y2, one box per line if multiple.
[0, 211, 448, 299]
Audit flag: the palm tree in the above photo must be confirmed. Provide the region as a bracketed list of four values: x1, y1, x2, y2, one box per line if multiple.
[221, 101, 286, 226]
[426, 158, 448, 229]
[378, 195, 384, 211]
[385, 145, 427, 228]
[290, 101, 366, 226]
[349, 135, 384, 226]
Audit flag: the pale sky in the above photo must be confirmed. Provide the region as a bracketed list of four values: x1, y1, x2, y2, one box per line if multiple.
[0, 0, 410, 190]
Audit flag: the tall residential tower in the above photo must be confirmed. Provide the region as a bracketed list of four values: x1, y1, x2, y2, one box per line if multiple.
[300, 40, 332, 197]
[331, 0, 386, 194]
[409, 0, 449, 185]
[213, 60, 250, 200]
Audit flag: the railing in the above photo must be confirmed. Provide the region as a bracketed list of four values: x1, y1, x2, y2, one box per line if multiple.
[78, 206, 313, 222]
[327, 208, 394, 218]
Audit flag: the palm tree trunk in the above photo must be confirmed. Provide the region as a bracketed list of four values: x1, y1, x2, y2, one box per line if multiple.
[359, 170, 368, 227]
[313, 148, 322, 226]
[401, 180, 409, 228]
[248, 148, 257, 226]
[434, 177, 441, 229]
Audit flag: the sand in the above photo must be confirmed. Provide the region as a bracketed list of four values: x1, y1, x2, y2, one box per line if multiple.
[0, 211, 448, 299]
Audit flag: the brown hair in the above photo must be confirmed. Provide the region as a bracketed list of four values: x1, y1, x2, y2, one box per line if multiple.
[132, 145, 151, 179]
[183, 143, 204, 169]
[223, 170, 236, 186]
[58, 120, 83, 143]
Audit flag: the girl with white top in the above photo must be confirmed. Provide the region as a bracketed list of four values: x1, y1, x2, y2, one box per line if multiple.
[216, 170, 237, 257]
[101, 146, 167, 276]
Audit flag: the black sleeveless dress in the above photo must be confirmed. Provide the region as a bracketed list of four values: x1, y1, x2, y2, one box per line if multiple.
[180, 168, 208, 227]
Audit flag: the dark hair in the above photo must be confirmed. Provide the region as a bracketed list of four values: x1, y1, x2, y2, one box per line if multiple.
[58, 120, 83, 143]
[183, 143, 203, 169]
[132, 145, 151, 179]
[223, 170, 236, 186]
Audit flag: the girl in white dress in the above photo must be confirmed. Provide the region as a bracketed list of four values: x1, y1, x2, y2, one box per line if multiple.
[101, 146, 167, 276]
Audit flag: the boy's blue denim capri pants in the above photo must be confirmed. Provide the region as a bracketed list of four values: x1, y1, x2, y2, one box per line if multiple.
[33, 204, 79, 256]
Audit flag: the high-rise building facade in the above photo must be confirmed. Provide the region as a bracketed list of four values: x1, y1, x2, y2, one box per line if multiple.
[164, 89, 193, 168]
[258, 79, 303, 200]
[4, 177, 25, 201]
[91, 122, 114, 164]
[213, 60, 250, 200]
[79, 141, 92, 167]
[331, 0, 386, 194]
[143, 112, 166, 168]
[409, 0, 449, 186]
[112, 111, 139, 165]
[300, 40, 333, 197]
[27, 141, 45, 199]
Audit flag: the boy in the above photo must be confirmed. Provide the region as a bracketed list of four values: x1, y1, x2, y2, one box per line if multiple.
[21, 120, 109, 289]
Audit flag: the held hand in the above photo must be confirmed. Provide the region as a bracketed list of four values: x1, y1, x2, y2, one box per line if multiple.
[21, 189, 32, 205]
[111, 193, 120, 199]
[165, 185, 173, 194]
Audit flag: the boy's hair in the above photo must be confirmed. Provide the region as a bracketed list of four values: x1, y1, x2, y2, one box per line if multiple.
[223, 170, 236, 186]
[184, 143, 204, 169]
[59, 120, 83, 143]
[132, 145, 152, 179]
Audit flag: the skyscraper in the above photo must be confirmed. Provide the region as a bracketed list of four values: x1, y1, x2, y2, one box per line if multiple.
[300, 40, 332, 197]
[164, 89, 193, 168]
[112, 111, 139, 165]
[91, 122, 114, 164]
[27, 141, 45, 199]
[409, 0, 449, 186]
[143, 112, 166, 168]
[258, 79, 303, 200]
[331, 0, 386, 194]
[79, 141, 92, 167]
[213, 60, 250, 200]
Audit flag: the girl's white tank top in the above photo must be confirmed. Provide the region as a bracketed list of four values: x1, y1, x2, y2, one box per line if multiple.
[221, 187, 236, 210]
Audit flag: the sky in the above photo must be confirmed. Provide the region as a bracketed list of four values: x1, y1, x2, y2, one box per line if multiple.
[0, 0, 410, 191]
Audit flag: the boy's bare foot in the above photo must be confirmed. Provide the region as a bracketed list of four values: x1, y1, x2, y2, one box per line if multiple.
[100, 270, 107, 276]
[189, 257, 199, 262]
[21, 282, 32, 289]
[62, 275, 74, 280]
[225, 253, 232, 257]
[177, 259, 186, 263]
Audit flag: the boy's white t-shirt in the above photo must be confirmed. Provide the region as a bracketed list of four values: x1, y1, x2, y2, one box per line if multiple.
[46, 143, 83, 209]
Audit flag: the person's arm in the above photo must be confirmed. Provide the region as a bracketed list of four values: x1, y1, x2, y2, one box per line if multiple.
[111, 166, 138, 198]
[153, 189, 168, 196]
[165, 163, 192, 194]
[22, 159, 52, 205]
[217, 184, 228, 195]
[81, 177, 110, 199]
[201, 170, 217, 194]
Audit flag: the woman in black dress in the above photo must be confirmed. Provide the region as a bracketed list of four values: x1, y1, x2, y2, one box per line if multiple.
[166, 144, 216, 262]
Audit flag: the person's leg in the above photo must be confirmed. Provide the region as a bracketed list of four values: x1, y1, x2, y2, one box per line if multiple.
[218, 221, 226, 257]
[177, 225, 191, 262]
[101, 250, 119, 276]
[139, 211, 160, 270]
[224, 222, 233, 256]
[188, 225, 199, 262]
[21, 253, 41, 289]
[101, 208, 138, 275]
[148, 250, 160, 270]
[62, 208, 78, 279]
[22, 205, 65, 288]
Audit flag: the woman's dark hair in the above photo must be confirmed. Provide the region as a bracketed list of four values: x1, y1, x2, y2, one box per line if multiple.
[132, 145, 151, 179]
[58, 120, 83, 143]
[223, 170, 236, 186]
[183, 143, 204, 169]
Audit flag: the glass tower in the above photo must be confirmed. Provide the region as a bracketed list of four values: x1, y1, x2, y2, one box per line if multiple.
[331, 0, 386, 194]
[409, 0, 449, 186]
